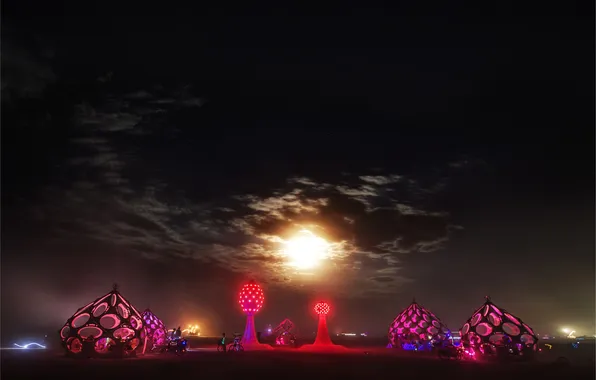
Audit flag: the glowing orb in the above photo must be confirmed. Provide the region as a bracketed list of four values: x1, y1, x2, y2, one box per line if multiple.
[283, 230, 329, 269]
[314, 302, 330, 316]
[239, 280, 264, 314]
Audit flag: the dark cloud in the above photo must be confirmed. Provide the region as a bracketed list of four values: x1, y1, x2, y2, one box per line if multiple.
[6, 86, 459, 300]
[237, 180, 453, 256]
[370, 276, 395, 283]
[1, 28, 55, 102]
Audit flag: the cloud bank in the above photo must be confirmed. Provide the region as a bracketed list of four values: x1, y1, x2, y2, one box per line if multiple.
[23, 86, 467, 297]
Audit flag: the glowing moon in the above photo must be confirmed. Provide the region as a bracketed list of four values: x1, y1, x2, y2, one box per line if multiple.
[283, 230, 329, 269]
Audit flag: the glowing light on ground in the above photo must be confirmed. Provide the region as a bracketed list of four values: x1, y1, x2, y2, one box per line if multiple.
[561, 328, 576, 338]
[13, 343, 46, 349]
[282, 230, 330, 269]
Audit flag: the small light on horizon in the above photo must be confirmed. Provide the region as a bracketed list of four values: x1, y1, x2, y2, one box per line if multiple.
[561, 327, 576, 338]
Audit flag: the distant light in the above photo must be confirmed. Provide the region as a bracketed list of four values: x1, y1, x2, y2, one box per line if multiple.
[561, 328, 576, 338]
[182, 324, 200, 335]
[13, 343, 46, 349]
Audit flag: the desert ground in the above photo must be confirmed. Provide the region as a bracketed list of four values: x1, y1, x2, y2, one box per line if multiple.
[2, 338, 594, 380]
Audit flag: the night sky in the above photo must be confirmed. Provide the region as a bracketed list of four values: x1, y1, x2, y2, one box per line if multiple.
[2, 2, 594, 344]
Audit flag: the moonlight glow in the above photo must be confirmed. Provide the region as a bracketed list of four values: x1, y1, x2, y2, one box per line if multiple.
[283, 230, 330, 269]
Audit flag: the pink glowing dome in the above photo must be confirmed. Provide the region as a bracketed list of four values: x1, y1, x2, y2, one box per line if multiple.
[59, 284, 144, 357]
[314, 302, 330, 316]
[239, 280, 264, 314]
[460, 297, 538, 351]
[142, 309, 167, 346]
[388, 299, 450, 346]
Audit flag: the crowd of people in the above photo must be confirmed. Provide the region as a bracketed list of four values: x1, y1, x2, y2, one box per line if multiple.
[391, 332, 535, 361]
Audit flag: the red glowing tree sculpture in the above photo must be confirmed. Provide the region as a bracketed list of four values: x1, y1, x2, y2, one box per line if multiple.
[141, 308, 167, 353]
[59, 284, 144, 358]
[239, 280, 268, 348]
[313, 302, 333, 346]
[299, 300, 348, 352]
[460, 297, 538, 355]
[388, 299, 450, 350]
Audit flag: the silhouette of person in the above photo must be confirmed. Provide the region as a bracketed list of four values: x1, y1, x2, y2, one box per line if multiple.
[220, 333, 226, 351]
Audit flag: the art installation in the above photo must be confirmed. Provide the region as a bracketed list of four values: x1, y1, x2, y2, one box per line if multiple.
[460, 296, 538, 356]
[388, 299, 450, 351]
[141, 308, 167, 354]
[300, 301, 347, 351]
[59, 284, 144, 358]
[182, 324, 200, 336]
[313, 302, 333, 345]
[272, 318, 297, 346]
[238, 280, 271, 350]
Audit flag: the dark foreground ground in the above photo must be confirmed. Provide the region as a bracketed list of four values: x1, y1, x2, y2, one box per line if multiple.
[2, 348, 594, 380]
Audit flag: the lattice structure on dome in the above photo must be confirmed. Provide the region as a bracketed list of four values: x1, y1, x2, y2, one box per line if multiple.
[59, 284, 144, 358]
[314, 302, 330, 316]
[388, 299, 450, 351]
[142, 309, 167, 348]
[239, 280, 264, 315]
[460, 297, 538, 355]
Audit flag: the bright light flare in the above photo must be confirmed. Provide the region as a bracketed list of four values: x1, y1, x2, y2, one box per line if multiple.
[561, 327, 576, 338]
[182, 324, 200, 335]
[13, 343, 46, 349]
[283, 230, 330, 269]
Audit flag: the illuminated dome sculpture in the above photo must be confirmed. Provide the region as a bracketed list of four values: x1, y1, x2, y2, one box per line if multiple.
[388, 299, 450, 351]
[460, 297, 538, 355]
[238, 280, 270, 349]
[59, 284, 144, 358]
[141, 309, 167, 353]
